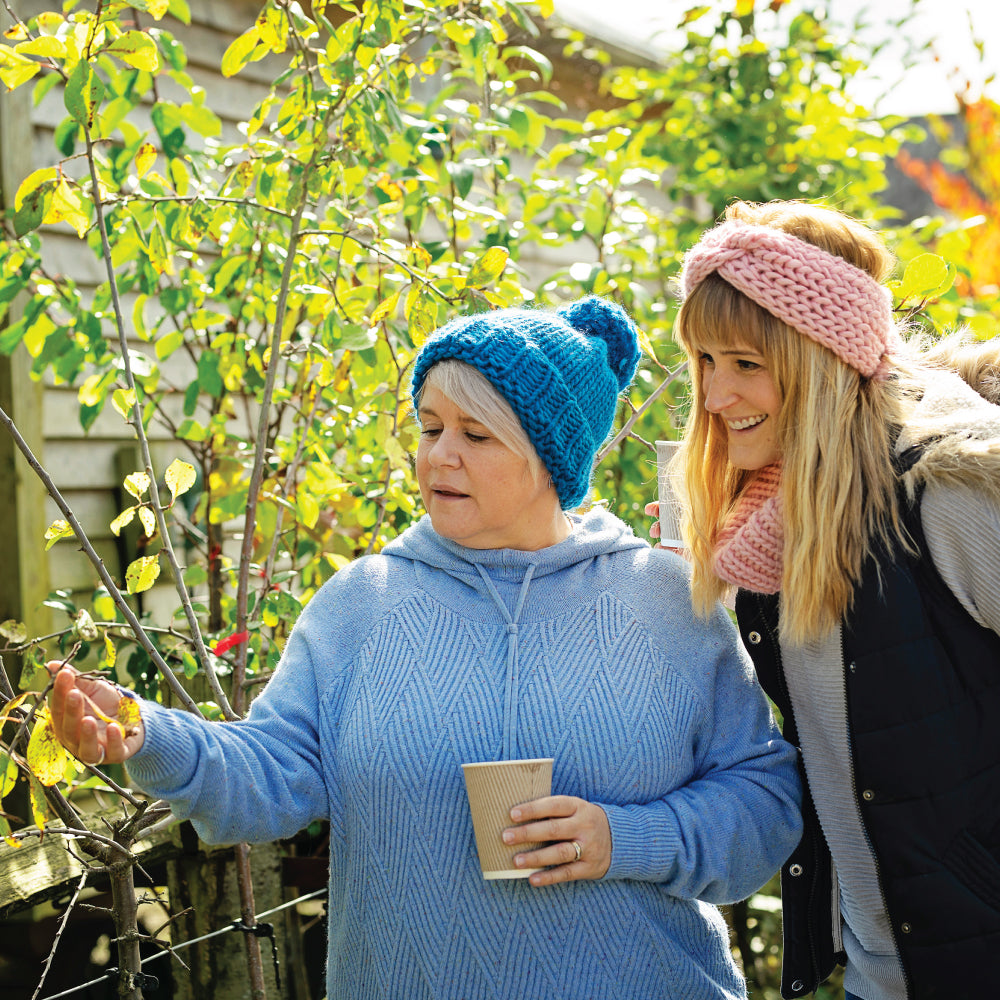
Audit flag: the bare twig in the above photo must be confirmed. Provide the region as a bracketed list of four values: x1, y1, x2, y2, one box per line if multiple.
[31, 869, 89, 1000]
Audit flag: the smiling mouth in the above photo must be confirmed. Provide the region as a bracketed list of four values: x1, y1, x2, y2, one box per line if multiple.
[433, 488, 469, 498]
[727, 415, 767, 431]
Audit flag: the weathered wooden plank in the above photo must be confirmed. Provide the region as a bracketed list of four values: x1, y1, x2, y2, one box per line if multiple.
[0, 807, 183, 917]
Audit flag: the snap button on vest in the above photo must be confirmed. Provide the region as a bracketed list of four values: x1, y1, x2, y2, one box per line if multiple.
[790, 980, 805, 993]
[748, 630, 762, 644]
[901, 922, 912, 934]
[862, 789, 875, 802]
[788, 863, 804, 876]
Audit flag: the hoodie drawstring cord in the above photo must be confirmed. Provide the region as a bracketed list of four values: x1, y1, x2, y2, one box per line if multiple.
[475, 563, 537, 760]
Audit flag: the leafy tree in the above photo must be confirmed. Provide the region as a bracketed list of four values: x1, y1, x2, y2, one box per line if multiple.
[0, 0, 984, 996]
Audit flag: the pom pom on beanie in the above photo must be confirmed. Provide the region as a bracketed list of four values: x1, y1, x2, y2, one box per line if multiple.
[411, 296, 641, 510]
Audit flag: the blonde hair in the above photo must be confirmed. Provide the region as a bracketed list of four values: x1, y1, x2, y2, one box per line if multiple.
[417, 360, 546, 481]
[676, 200, 907, 644]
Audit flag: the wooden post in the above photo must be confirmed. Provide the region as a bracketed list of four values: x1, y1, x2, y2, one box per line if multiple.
[0, 63, 52, 661]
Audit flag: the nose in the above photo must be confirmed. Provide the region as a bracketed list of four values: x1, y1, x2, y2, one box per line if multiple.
[703, 366, 738, 414]
[427, 428, 460, 468]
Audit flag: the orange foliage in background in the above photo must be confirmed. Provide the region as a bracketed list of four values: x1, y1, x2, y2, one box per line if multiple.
[896, 95, 1000, 298]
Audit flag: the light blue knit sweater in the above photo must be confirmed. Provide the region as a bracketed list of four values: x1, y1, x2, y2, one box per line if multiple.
[127, 507, 802, 1000]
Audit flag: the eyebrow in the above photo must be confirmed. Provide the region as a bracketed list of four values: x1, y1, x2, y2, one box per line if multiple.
[702, 346, 764, 357]
[417, 406, 488, 426]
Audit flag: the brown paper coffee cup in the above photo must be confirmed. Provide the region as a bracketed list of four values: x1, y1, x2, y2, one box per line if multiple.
[461, 758, 553, 880]
[656, 439, 684, 549]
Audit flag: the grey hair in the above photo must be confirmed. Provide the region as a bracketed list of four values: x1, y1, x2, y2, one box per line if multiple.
[417, 360, 546, 479]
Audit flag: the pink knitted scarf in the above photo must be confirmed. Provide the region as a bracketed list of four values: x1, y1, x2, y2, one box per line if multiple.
[713, 463, 784, 594]
[681, 221, 901, 379]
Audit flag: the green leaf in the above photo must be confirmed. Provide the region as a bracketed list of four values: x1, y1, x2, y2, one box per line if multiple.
[65, 59, 106, 130]
[12, 180, 55, 238]
[897, 253, 954, 301]
[0, 620, 27, 644]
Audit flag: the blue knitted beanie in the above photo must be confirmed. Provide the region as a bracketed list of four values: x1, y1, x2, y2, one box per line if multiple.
[410, 296, 641, 509]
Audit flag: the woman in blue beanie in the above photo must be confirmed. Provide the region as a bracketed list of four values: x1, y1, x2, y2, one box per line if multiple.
[48, 296, 802, 1000]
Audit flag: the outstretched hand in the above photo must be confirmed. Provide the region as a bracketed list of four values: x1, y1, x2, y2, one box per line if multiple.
[501, 795, 612, 886]
[46, 663, 145, 766]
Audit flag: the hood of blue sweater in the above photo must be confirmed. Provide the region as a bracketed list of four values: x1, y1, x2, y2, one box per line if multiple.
[382, 504, 648, 586]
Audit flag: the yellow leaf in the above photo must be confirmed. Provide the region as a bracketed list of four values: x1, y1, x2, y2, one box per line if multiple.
[138, 506, 157, 537]
[124, 471, 151, 499]
[103, 630, 117, 670]
[0, 47, 40, 90]
[78, 372, 105, 408]
[117, 692, 141, 734]
[28, 773, 48, 829]
[125, 554, 160, 594]
[734, 0, 755, 15]
[110, 506, 137, 537]
[0, 816, 21, 849]
[371, 289, 401, 325]
[15, 36, 66, 59]
[466, 246, 510, 289]
[44, 519, 74, 550]
[27, 710, 68, 787]
[221, 27, 261, 78]
[135, 142, 157, 178]
[112, 387, 137, 420]
[105, 30, 160, 71]
[165, 458, 196, 501]
[14, 167, 58, 212]
[46, 177, 90, 238]
[0, 751, 18, 799]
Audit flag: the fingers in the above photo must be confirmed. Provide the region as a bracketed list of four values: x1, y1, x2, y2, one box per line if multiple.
[501, 796, 612, 886]
[48, 666, 138, 765]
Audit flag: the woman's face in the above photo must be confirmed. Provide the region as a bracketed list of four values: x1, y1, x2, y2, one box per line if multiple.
[698, 339, 782, 470]
[416, 385, 565, 551]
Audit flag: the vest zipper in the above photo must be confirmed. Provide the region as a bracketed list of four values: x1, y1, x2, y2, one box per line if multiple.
[840, 629, 914, 1000]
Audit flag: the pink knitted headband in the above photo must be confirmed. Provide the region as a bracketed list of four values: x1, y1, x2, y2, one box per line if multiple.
[681, 220, 901, 378]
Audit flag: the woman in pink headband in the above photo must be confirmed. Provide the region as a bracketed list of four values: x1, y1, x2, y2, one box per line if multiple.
[654, 199, 1000, 1000]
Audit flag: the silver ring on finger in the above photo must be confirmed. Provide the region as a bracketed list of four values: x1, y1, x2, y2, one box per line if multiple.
[93, 745, 106, 767]
[570, 840, 582, 863]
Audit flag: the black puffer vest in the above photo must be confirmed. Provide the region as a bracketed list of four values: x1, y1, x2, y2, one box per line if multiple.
[737, 492, 1000, 1000]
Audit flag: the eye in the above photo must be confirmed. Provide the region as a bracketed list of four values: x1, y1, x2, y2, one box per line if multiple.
[736, 358, 761, 372]
[420, 426, 442, 438]
[464, 431, 490, 443]
[699, 351, 715, 367]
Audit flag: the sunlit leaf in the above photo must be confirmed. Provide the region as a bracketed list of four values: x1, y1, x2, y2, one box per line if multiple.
[0, 620, 26, 644]
[46, 177, 90, 237]
[221, 28, 261, 78]
[27, 710, 68, 787]
[103, 630, 117, 670]
[0, 46, 41, 90]
[125, 555, 160, 594]
[0, 750, 19, 800]
[466, 246, 510, 289]
[138, 506, 157, 537]
[105, 30, 160, 71]
[112, 387, 137, 420]
[135, 142, 157, 178]
[44, 520, 74, 550]
[0, 816, 20, 849]
[165, 458, 196, 501]
[15, 35, 66, 59]
[124, 471, 151, 499]
[110, 506, 137, 537]
[117, 693, 141, 734]
[28, 772, 48, 829]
